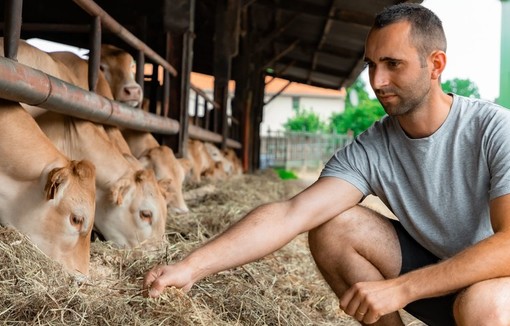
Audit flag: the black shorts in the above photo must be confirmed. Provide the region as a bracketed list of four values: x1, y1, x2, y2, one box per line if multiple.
[390, 219, 456, 326]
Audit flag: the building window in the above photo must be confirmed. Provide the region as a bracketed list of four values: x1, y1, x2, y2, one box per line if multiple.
[292, 96, 300, 111]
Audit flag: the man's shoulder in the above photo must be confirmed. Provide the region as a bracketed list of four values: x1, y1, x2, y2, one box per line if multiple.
[453, 94, 508, 112]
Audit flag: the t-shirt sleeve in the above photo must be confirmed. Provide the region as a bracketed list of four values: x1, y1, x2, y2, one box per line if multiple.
[486, 107, 510, 200]
[320, 137, 373, 196]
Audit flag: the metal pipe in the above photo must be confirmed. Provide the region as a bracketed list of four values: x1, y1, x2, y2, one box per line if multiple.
[0, 56, 180, 134]
[72, 0, 178, 76]
[191, 83, 219, 109]
[88, 15, 101, 92]
[3, 0, 23, 60]
[189, 124, 241, 149]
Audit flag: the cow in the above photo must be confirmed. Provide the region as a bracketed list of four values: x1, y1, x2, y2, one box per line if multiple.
[3, 39, 168, 248]
[204, 142, 234, 176]
[223, 148, 243, 176]
[120, 130, 191, 214]
[98, 46, 190, 214]
[186, 139, 226, 183]
[100, 44, 143, 107]
[35, 111, 168, 249]
[0, 99, 96, 275]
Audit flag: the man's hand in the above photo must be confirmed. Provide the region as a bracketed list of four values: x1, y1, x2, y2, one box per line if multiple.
[142, 264, 195, 298]
[339, 279, 408, 324]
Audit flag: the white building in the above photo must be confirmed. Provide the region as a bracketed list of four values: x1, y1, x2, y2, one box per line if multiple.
[190, 73, 346, 136]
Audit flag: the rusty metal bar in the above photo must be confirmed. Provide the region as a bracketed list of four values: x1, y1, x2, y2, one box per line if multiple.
[136, 50, 145, 93]
[189, 124, 241, 149]
[0, 22, 90, 33]
[72, 0, 178, 76]
[88, 15, 101, 92]
[3, 0, 23, 60]
[191, 84, 219, 109]
[0, 56, 180, 134]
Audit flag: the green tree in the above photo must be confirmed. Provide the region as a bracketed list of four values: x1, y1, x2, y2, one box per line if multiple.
[329, 78, 385, 136]
[283, 106, 326, 132]
[441, 78, 480, 98]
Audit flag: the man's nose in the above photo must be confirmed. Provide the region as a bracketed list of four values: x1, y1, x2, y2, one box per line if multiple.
[371, 67, 390, 90]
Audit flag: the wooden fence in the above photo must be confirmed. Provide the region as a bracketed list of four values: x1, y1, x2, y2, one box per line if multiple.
[260, 130, 353, 171]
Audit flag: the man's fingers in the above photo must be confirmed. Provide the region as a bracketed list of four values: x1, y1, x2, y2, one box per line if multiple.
[142, 266, 166, 297]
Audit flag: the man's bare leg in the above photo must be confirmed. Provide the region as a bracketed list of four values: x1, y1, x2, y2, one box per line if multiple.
[308, 205, 404, 325]
[454, 277, 510, 325]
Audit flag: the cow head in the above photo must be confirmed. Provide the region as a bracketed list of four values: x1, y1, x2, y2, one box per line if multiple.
[39, 160, 96, 275]
[204, 142, 234, 176]
[139, 146, 189, 214]
[94, 168, 168, 248]
[100, 44, 143, 107]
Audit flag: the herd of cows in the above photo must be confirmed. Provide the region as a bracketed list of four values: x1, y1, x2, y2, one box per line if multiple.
[0, 38, 243, 275]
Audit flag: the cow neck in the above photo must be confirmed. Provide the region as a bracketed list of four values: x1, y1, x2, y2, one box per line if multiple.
[65, 117, 133, 186]
[0, 104, 68, 181]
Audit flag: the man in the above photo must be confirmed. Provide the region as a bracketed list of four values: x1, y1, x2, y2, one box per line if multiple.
[143, 3, 510, 325]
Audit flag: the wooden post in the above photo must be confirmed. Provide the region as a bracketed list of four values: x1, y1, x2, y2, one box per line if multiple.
[3, 0, 23, 60]
[162, 0, 195, 158]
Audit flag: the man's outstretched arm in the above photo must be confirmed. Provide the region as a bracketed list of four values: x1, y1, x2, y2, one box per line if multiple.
[143, 177, 363, 297]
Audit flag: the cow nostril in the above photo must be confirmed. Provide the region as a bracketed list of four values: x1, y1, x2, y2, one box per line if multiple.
[140, 210, 153, 224]
[124, 86, 141, 97]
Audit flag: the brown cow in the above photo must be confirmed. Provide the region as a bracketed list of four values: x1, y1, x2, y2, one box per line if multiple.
[99, 46, 190, 214]
[186, 139, 226, 183]
[3, 39, 168, 248]
[100, 44, 143, 107]
[121, 130, 191, 214]
[0, 99, 96, 274]
[223, 148, 243, 176]
[36, 111, 168, 248]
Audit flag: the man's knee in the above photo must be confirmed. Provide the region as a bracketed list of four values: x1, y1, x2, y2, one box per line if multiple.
[454, 278, 510, 326]
[308, 205, 361, 256]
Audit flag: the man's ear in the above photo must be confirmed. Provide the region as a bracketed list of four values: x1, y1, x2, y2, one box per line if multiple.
[430, 50, 447, 80]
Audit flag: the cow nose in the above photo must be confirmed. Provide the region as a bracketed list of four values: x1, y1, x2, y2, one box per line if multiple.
[139, 209, 153, 224]
[124, 85, 142, 99]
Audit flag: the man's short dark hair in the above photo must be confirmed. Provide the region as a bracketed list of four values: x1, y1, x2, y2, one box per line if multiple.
[373, 3, 447, 65]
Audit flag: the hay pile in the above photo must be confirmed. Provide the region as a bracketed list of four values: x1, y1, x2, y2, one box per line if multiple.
[0, 170, 422, 325]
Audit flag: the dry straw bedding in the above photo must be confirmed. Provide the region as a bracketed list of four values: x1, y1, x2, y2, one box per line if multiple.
[0, 170, 422, 325]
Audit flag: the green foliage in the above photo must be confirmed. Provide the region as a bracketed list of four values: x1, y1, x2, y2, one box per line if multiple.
[274, 168, 298, 180]
[283, 107, 327, 132]
[329, 78, 386, 136]
[441, 78, 480, 98]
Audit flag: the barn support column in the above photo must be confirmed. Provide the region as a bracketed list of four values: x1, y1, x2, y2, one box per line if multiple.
[250, 71, 266, 172]
[2, 0, 23, 60]
[88, 15, 101, 93]
[161, 0, 195, 158]
[212, 0, 240, 150]
[233, 5, 265, 173]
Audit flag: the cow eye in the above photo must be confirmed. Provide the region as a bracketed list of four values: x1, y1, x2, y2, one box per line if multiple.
[70, 214, 84, 227]
[139, 210, 153, 224]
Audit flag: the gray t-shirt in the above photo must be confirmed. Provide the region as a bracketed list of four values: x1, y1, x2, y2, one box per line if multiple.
[321, 94, 510, 259]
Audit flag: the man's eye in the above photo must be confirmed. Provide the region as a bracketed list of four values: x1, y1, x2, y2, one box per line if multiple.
[388, 61, 400, 68]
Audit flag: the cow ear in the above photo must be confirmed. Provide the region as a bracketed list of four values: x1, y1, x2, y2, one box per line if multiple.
[158, 178, 174, 202]
[138, 154, 152, 170]
[44, 166, 70, 200]
[110, 178, 131, 205]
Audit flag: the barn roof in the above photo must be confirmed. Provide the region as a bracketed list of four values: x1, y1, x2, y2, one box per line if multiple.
[3, 0, 422, 90]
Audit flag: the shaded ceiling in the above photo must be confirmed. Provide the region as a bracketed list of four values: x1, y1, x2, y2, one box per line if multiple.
[1, 0, 422, 90]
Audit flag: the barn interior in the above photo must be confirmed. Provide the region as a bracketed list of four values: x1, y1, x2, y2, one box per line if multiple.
[0, 0, 422, 171]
